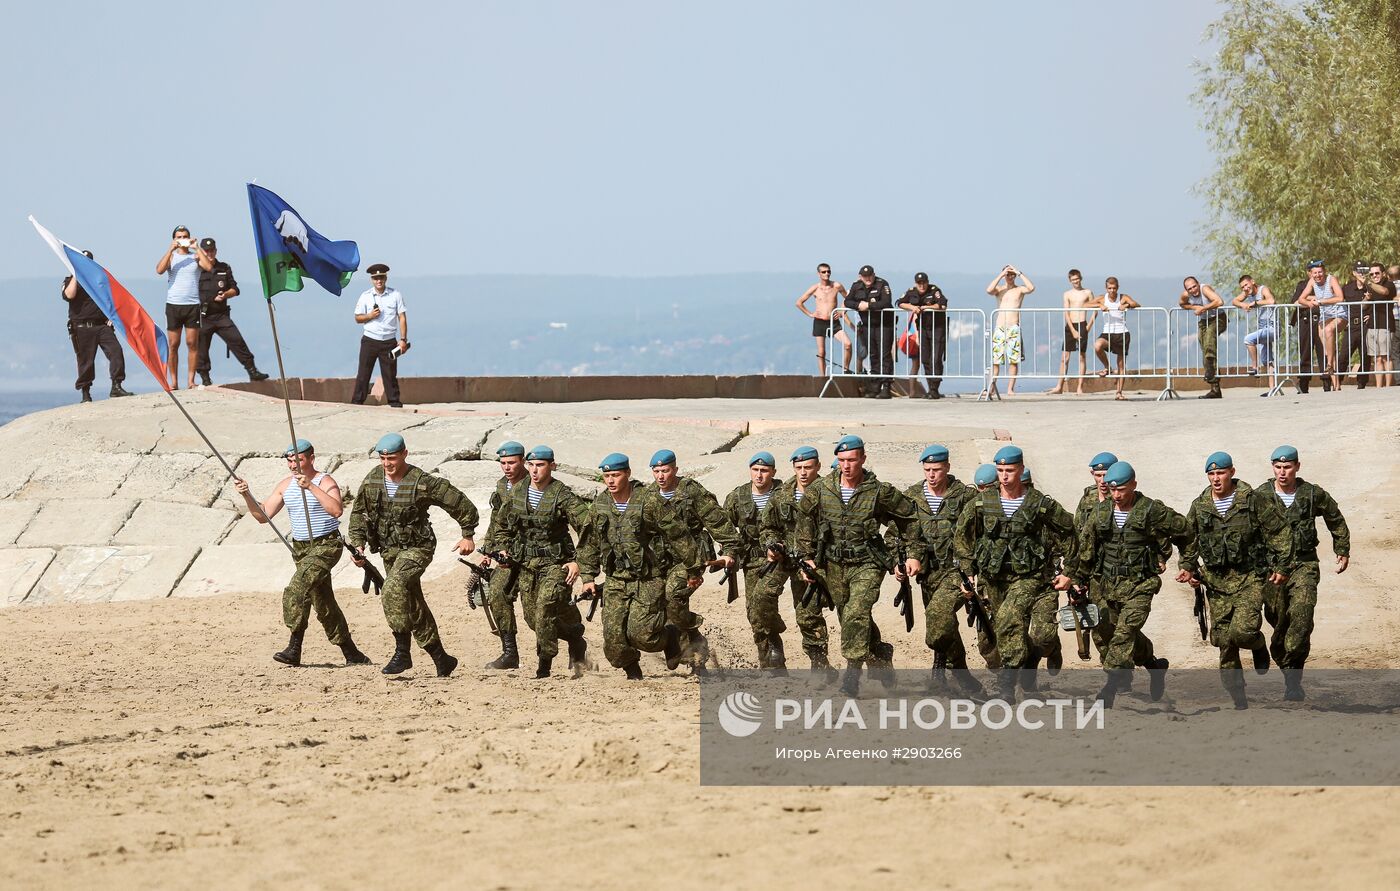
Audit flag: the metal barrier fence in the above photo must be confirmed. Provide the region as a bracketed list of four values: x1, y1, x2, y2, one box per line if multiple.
[818, 307, 987, 397]
[819, 298, 1398, 399]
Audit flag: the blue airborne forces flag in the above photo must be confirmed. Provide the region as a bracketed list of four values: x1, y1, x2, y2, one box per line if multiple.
[246, 184, 360, 298]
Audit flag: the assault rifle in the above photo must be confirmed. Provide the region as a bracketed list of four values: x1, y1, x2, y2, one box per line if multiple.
[1065, 585, 1096, 661]
[1192, 581, 1210, 641]
[708, 558, 739, 604]
[796, 554, 835, 612]
[457, 556, 499, 633]
[893, 545, 914, 633]
[573, 585, 602, 621]
[343, 539, 384, 597]
[953, 559, 995, 642]
[757, 540, 788, 578]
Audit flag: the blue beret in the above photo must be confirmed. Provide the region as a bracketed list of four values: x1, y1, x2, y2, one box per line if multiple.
[834, 434, 865, 454]
[284, 438, 313, 457]
[1205, 451, 1233, 472]
[373, 433, 406, 455]
[974, 464, 997, 487]
[1270, 445, 1299, 463]
[749, 451, 776, 468]
[993, 445, 1023, 465]
[1021, 467, 1033, 483]
[526, 445, 554, 461]
[1104, 461, 1135, 486]
[919, 444, 950, 463]
[649, 449, 677, 467]
[791, 446, 819, 463]
[831, 458, 839, 471]
[495, 441, 525, 458]
[599, 452, 630, 472]
[1089, 451, 1119, 471]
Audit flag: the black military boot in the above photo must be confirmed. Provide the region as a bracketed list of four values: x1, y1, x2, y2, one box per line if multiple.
[109, 383, 132, 398]
[1045, 648, 1063, 676]
[1148, 657, 1169, 701]
[1222, 671, 1248, 709]
[1020, 652, 1041, 692]
[768, 636, 788, 677]
[1283, 668, 1305, 701]
[381, 632, 413, 675]
[993, 668, 1018, 702]
[952, 664, 987, 698]
[841, 661, 862, 697]
[870, 640, 896, 688]
[425, 641, 458, 677]
[1096, 670, 1131, 708]
[925, 382, 943, 400]
[623, 661, 644, 681]
[863, 381, 879, 398]
[535, 652, 552, 679]
[566, 630, 591, 676]
[340, 637, 372, 665]
[663, 626, 683, 671]
[273, 630, 304, 666]
[80, 386, 92, 403]
[875, 382, 892, 399]
[755, 642, 772, 670]
[248, 368, 270, 382]
[484, 632, 519, 670]
[198, 371, 213, 387]
[1252, 644, 1271, 675]
[807, 647, 838, 683]
[929, 653, 949, 693]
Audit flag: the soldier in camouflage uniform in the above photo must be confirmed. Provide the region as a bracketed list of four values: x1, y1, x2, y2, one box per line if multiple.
[1177, 451, 1291, 708]
[234, 438, 371, 668]
[722, 452, 788, 672]
[1262, 446, 1350, 701]
[1073, 461, 1194, 706]
[576, 453, 701, 679]
[795, 434, 919, 697]
[480, 441, 528, 670]
[347, 433, 480, 677]
[495, 445, 593, 678]
[890, 444, 982, 695]
[646, 449, 739, 674]
[953, 445, 1078, 698]
[758, 446, 834, 674]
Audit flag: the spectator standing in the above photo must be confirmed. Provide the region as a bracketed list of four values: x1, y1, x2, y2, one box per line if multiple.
[985, 265, 1034, 396]
[155, 225, 213, 390]
[351, 264, 408, 408]
[796, 263, 852, 376]
[1291, 262, 1330, 393]
[1389, 264, 1400, 374]
[1296, 260, 1346, 392]
[845, 264, 894, 399]
[194, 238, 269, 386]
[1179, 276, 1226, 399]
[1340, 262, 1373, 387]
[1048, 269, 1097, 395]
[1362, 262, 1396, 387]
[896, 272, 948, 399]
[1232, 274, 1277, 396]
[62, 250, 131, 403]
[1092, 277, 1138, 400]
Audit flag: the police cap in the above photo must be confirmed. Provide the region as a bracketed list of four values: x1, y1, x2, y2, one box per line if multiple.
[367, 263, 390, 277]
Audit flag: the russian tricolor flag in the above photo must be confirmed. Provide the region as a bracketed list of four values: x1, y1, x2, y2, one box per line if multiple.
[30, 216, 170, 392]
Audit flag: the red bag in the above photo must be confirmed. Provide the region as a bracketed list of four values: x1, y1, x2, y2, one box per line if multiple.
[897, 316, 920, 358]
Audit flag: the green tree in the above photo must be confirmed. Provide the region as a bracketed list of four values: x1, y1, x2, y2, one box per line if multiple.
[1195, 0, 1400, 292]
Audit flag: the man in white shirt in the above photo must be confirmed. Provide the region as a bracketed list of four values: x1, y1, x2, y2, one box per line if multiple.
[155, 225, 213, 390]
[351, 263, 408, 408]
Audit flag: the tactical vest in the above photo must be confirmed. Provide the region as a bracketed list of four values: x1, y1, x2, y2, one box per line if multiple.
[594, 486, 663, 580]
[1280, 482, 1320, 562]
[729, 481, 778, 564]
[911, 479, 968, 569]
[483, 475, 517, 549]
[1093, 496, 1159, 579]
[506, 481, 575, 562]
[658, 479, 714, 564]
[359, 466, 435, 552]
[1194, 486, 1264, 571]
[972, 488, 1050, 577]
[815, 475, 891, 566]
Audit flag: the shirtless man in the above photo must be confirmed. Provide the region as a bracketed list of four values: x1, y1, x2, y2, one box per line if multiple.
[1048, 268, 1097, 395]
[796, 263, 853, 375]
[985, 265, 1035, 395]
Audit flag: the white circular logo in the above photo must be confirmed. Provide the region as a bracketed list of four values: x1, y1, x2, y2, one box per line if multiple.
[717, 691, 763, 738]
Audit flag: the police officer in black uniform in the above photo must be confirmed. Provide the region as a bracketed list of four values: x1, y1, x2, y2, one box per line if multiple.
[195, 238, 269, 386]
[846, 264, 895, 399]
[62, 250, 131, 403]
[897, 272, 949, 399]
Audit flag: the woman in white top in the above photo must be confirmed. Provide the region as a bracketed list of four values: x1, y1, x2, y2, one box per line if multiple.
[1092, 277, 1140, 400]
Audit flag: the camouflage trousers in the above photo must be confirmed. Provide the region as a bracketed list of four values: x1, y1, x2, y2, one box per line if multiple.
[379, 547, 441, 649]
[662, 562, 706, 664]
[984, 576, 1061, 670]
[1201, 569, 1266, 670]
[741, 564, 785, 656]
[1089, 575, 1159, 671]
[920, 568, 968, 668]
[823, 560, 888, 664]
[484, 561, 520, 636]
[1264, 562, 1320, 669]
[515, 563, 586, 660]
[751, 564, 830, 658]
[601, 575, 667, 668]
[973, 582, 1004, 670]
[284, 536, 350, 645]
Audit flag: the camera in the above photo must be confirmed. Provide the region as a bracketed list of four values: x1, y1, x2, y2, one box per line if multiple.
[177, 238, 192, 248]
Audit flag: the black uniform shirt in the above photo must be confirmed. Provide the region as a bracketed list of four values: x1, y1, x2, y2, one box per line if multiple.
[845, 277, 893, 323]
[61, 276, 106, 324]
[199, 261, 239, 317]
[900, 284, 948, 310]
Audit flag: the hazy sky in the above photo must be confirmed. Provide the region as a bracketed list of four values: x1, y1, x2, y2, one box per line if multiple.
[6, 1, 1223, 284]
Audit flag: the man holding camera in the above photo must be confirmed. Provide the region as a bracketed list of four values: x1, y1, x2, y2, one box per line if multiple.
[62, 250, 131, 403]
[194, 238, 269, 386]
[156, 226, 212, 390]
[351, 263, 407, 408]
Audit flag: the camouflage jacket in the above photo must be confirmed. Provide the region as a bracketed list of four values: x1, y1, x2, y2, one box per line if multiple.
[723, 479, 783, 568]
[496, 478, 592, 568]
[348, 465, 479, 554]
[576, 481, 674, 582]
[890, 477, 977, 572]
[1180, 479, 1290, 579]
[953, 486, 1077, 582]
[795, 470, 918, 569]
[645, 477, 739, 574]
[482, 474, 524, 553]
[1269, 479, 1350, 566]
[1073, 492, 1194, 582]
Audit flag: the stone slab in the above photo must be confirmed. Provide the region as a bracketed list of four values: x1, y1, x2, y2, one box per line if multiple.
[0, 548, 57, 607]
[16, 498, 139, 548]
[171, 543, 299, 598]
[0, 501, 42, 546]
[15, 453, 142, 500]
[113, 501, 239, 547]
[25, 545, 200, 605]
[114, 453, 234, 507]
